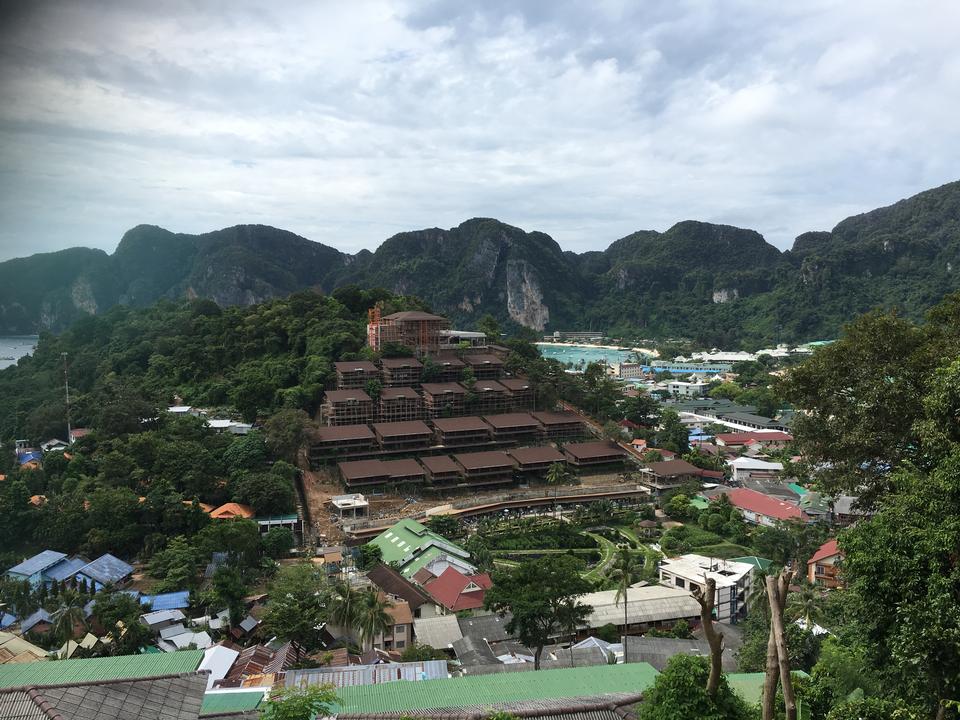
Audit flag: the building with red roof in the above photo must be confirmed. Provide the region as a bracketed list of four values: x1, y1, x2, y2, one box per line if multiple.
[726, 487, 809, 526]
[807, 538, 844, 589]
[714, 431, 792, 451]
[422, 567, 492, 613]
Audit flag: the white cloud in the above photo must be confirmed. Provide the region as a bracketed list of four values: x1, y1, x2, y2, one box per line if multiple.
[0, 0, 958, 260]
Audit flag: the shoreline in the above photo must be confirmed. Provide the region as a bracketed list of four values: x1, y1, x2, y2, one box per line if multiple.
[536, 341, 660, 358]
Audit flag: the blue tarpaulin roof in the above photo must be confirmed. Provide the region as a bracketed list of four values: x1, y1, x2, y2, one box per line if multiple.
[140, 591, 190, 611]
[45, 556, 89, 582]
[17, 451, 42, 465]
[0, 612, 16, 629]
[77, 554, 134, 585]
[6, 550, 67, 578]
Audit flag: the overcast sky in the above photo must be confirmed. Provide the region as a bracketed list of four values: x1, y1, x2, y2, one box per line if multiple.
[1, 0, 958, 261]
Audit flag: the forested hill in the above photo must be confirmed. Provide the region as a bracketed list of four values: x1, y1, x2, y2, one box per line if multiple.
[3, 180, 959, 346]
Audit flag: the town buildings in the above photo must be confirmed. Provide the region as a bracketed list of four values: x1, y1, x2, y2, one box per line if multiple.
[658, 555, 756, 622]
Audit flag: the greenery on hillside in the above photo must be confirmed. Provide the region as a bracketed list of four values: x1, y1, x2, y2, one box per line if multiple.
[3, 180, 960, 345]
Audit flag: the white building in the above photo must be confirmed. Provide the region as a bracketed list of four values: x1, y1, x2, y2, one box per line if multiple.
[579, 585, 701, 634]
[618, 363, 646, 379]
[330, 493, 369, 519]
[658, 555, 756, 622]
[667, 381, 708, 397]
[728, 456, 784, 483]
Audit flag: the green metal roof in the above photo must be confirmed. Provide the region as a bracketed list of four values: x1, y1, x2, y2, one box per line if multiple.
[727, 671, 809, 705]
[729, 556, 773, 571]
[690, 497, 710, 510]
[788, 482, 809, 496]
[255, 514, 299, 522]
[200, 690, 265, 714]
[335, 663, 659, 714]
[370, 518, 467, 577]
[0, 649, 204, 689]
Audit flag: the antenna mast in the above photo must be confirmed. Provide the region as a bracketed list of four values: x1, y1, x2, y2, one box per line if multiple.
[62, 352, 72, 442]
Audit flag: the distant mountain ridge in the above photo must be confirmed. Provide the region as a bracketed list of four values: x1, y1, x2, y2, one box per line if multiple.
[2, 180, 959, 346]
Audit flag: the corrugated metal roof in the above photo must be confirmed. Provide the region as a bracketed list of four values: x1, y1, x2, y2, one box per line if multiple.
[77, 553, 134, 585]
[0, 649, 204, 688]
[333, 662, 658, 714]
[285, 660, 448, 689]
[6, 550, 67, 578]
[581, 586, 701, 628]
[413, 615, 463, 649]
[141, 591, 191, 611]
[200, 690, 266, 714]
[44, 556, 89, 582]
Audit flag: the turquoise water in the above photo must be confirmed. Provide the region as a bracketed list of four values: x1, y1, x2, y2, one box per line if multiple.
[536, 343, 637, 368]
[0, 336, 38, 370]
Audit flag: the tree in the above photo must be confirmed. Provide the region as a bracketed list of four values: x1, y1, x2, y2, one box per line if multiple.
[655, 408, 689, 454]
[692, 577, 724, 699]
[639, 654, 750, 720]
[623, 391, 661, 427]
[149, 536, 200, 591]
[262, 527, 295, 559]
[485, 555, 593, 670]
[327, 579, 360, 642]
[230, 471, 296, 515]
[354, 589, 391, 651]
[545, 462, 570, 516]
[601, 420, 623, 442]
[262, 564, 327, 650]
[260, 686, 339, 720]
[195, 518, 262, 569]
[263, 409, 310, 464]
[477, 313, 501, 342]
[92, 591, 153, 655]
[400, 643, 447, 662]
[784, 582, 825, 630]
[222, 432, 269, 474]
[52, 590, 87, 644]
[425, 514, 461, 539]
[665, 493, 691, 520]
[212, 567, 247, 626]
[609, 546, 641, 662]
[708, 382, 741, 401]
[356, 544, 383, 571]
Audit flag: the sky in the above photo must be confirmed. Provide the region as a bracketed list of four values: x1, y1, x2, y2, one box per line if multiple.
[1, 0, 959, 261]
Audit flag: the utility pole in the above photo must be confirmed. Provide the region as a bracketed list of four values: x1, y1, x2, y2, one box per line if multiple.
[62, 352, 72, 442]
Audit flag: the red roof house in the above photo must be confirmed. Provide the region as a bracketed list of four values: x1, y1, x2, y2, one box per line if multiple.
[727, 487, 809, 526]
[807, 538, 844, 588]
[422, 567, 492, 612]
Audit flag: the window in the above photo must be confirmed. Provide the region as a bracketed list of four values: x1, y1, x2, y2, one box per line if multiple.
[675, 577, 685, 588]
[396, 640, 405, 648]
[816, 564, 826, 575]
[395, 624, 406, 632]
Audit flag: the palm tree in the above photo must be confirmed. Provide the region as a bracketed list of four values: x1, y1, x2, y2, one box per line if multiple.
[784, 581, 825, 630]
[52, 590, 88, 644]
[327, 579, 360, 642]
[558, 597, 594, 667]
[545, 462, 568, 517]
[746, 567, 776, 618]
[609, 546, 641, 663]
[354, 589, 392, 651]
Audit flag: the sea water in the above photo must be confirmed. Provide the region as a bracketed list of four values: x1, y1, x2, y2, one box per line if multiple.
[536, 343, 637, 368]
[0, 336, 38, 370]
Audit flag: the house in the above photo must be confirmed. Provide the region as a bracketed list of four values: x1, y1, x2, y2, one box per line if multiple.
[0, 631, 47, 665]
[5, 550, 69, 587]
[367, 310, 449, 356]
[321, 389, 375, 426]
[725, 487, 809, 526]
[637, 459, 705, 496]
[140, 591, 190, 612]
[499, 377, 533, 408]
[507, 446, 566, 475]
[208, 502, 255, 520]
[530, 411, 584, 441]
[308, 424, 377, 464]
[68, 428, 91, 443]
[420, 455, 464, 489]
[562, 441, 626, 467]
[421, 382, 467, 419]
[331, 493, 369, 519]
[334, 360, 380, 389]
[716, 412, 790, 432]
[432, 355, 467, 382]
[715, 431, 793, 451]
[658, 554, 757, 622]
[421, 567, 492, 614]
[366, 563, 441, 619]
[432, 416, 492, 447]
[728, 457, 784, 483]
[453, 451, 516, 488]
[20, 609, 53, 635]
[377, 387, 423, 422]
[667, 381, 708, 397]
[807, 539, 844, 589]
[369, 518, 474, 581]
[579, 585, 701, 636]
[623, 635, 737, 672]
[338, 459, 426, 489]
[482, 413, 540, 443]
[412, 614, 463, 650]
[372, 420, 433, 452]
[373, 596, 413, 652]
[40, 438, 69, 453]
[463, 353, 505, 380]
[380, 357, 423, 387]
[75, 554, 134, 592]
[469, 380, 511, 414]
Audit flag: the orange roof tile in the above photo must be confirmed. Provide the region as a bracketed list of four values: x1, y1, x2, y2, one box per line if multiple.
[209, 502, 255, 519]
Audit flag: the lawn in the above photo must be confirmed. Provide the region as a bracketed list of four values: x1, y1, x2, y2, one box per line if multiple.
[583, 531, 618, 581]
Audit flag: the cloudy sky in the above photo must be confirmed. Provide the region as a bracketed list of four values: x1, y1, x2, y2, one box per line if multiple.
[1, 0, 958, 261]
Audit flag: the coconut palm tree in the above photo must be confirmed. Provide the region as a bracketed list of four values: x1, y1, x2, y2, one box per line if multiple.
[545, 462, 569, 517]
[52, 590, 88, 644]
[327, 579, 360, 642]
[746, 567, 776, 618]
[609, 546, 641, 663]
[785, 581, 825, 630]
[558, 597, 594, 667]
[354, 589, 392, 651]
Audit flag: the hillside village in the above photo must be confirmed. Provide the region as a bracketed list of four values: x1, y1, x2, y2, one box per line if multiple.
[0, 303, 881, 719]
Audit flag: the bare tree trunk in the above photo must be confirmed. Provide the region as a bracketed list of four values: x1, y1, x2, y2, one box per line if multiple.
[623, 589, 629, 664]
[767, 573, 797, 720]
[693, 577, 724, 699]
[534, 645, 543, 670]
[761, 585, 780, 720]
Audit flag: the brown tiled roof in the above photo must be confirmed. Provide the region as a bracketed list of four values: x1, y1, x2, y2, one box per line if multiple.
[421, 383, 466, 396]
[454, 451, 515, 471]
[324, 390, 373, 402]
[380, 387, 421, 400]
[311, 425, 375, 441]
[432, 417, 490, 432]
[372, 421, 433, 438]
[508, 446, 565, 465]
[380, 357, 423, 369]
[530, 411, 582, 426]
[433, 356, 465, 368]
[482, 413, 538, 429]
[499, 378, 532, 391]
[420, 455, 461, 475]
[472, 380, 508, 393]
[385, 599, 414, 625]
[464, 354, 504, 366]
[383, 311, 446, 321]
[643, 459, 702, 477]
[339, 460, 390, 481]
[380, 459, 425, 478]
[334, 361, 379, 372]
[563, 441, 626, 461]
[366, 564, 433, 610]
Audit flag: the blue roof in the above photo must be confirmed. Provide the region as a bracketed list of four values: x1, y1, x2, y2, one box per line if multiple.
[7, 550, 67, 578]
[140, 591, 190, 611]
[21, 608, 52, 633]
[18, 451, 43, 465]
[45, 556, 89, 582]
[0, 613, 16, 629]
[77, 554, 134, 585]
